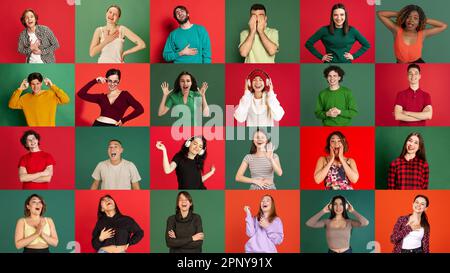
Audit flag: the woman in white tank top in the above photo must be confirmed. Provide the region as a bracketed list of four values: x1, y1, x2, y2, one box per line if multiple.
[89, 5, 146, 63]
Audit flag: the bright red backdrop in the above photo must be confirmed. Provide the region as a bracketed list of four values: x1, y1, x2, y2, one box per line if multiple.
[375, 64, 450, 126]
[300, 0, 375, 63]
[75, 190, 150, 253]
[150, 126, 225, 190]
[225, 64, 300, 126]
[0, 127, 75, 189]
[75, 64, 150, 126]
[225, 190, 300, 253]
[300, 127, 375, 189]
[375, 190, 450, 253]
[150, 0, 225, 63]
[0, 0, 74, 63]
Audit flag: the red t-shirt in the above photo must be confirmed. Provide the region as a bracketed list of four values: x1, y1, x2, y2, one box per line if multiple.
[18, 151, 56, 189]
[395, 87, 431, 126]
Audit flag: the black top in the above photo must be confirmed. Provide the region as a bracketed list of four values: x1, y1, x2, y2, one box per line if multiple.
[92, 213, 144, 250]
[172, 153, 206, 189]
[166, 212, 203, 253]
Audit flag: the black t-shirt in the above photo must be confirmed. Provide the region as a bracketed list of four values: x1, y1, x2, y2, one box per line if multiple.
[172, 153, 206, 189]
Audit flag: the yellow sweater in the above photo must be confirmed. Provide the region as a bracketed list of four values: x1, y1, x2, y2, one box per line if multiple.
[8, 85, 70, 126]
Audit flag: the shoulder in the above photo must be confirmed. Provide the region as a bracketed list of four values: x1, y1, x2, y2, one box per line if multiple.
[390, 157, 402, 165]
[348, 26, 361, 33]
[46, 217, 55, 225]
[340, 86, 352, 93]
[271, 216, 283, 225]
[266, 27, 278, 33]
[317, 156, 327, 163]
[96, 160, 109, 167]
[192, 213, 202, 220]
[17, 217, 26, 226]
[243, 154, 253, 161]
[37, 25, 51, 31]
[397, 215, 409, 223]
[240, 29, 249, 36]
[194, 24, 207, 31]
[167, 215, 176, 222]
[347, 157, 356, 164]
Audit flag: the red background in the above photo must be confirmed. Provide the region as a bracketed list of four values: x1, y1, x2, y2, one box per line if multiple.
[0, 127, 75, 189]
[150, 126, 225, 190]
[0, 0, 75, 63]
[225, 64, 300, 126]
[375, 190, 450, 253]
[300, 127, 375, 190]
[150, 0, 225, 63]
[375, 64, 450, 126]
[75, 190, 150, 253]
[300, 0, 375, 63]
[75, 64, 150, 126]
[225, 190, 300, 253]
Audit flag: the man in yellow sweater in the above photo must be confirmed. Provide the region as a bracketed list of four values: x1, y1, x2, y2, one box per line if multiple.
[8, 72, 70, 126]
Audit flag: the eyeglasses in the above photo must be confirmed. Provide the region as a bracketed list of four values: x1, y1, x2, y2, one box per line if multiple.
[107, 79, 120, 84]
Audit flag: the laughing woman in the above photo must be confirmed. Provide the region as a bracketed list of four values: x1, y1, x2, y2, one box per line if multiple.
[155, 136, 215, 189]
[305, 3, 370, 63]
[15, 194, 58, 253]
[18, 9, 59, 63]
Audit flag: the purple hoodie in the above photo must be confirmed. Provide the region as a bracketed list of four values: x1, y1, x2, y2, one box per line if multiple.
[245, 211, 284, 253]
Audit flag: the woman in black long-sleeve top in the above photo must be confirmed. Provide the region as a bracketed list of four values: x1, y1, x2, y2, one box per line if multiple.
[92, 195, 144, 253]
[166, 191, 204, 253]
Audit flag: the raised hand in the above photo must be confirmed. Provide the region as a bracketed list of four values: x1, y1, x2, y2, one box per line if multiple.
[256, 15, 267, 34]
[244, 206, 251, 214]
[19, 79, 29, 91]
[155, 141, 167, 152]
[43, 78, 53, 87]
[96, 77, 107, 84]
[249, 15, 257, 33]
[198, 82, 208, 96]
[259, 217, 269, 228]
[323, 203, 331, 213]
[160, 82, 173, 96]
[245, 79, 251, 91]
[265, 142, 274, 159]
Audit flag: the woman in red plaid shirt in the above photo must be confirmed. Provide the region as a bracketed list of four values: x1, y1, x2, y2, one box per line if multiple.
[387, 132, 429, 189]
[390, 195, 430, 253]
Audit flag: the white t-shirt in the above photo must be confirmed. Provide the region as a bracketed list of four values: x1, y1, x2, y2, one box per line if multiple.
[402, 227, 424, 250]
[92, 159, 141, 189]
[28, 32, 44, 63]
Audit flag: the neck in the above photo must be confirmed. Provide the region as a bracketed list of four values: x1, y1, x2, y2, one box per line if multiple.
[404, 153, 416, 161]
[335, 24, 343, 29]
[105, 210, 116, 218]
[106, 22, 117, 28]
[181, 210, 189, 218]
[29, 147, 40, 153]
[28, 26, 36, 32]
[182, 90, 190, 96]
[410, 83, 419, 91]
[255, 147, 265, 155]
[110, 157, 122, 165]
[334, 214, 344, 220]
[412, 211, 422, 220]
[254, 91, 263, 99]
[180, 21, 192, 29]
[30, 214, 41, 220]
[187, 152, 196, 159]
[329, 84, 340, 91]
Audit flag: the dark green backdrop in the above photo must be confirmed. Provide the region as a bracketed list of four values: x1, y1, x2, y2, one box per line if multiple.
[300, 64, 375, 126]
[225, 0, 300, 63]
[0, 191, 74, 253]
[376, 0, 450, 63]
[0, 64, 75, 126]
[301, 190, 374, 253]
[75, 127, 150, 189]
[76, 0, 150, 63]
[150, 64, 225, 126]
[150, 190, 225, 253]
[225, 126, 300, 189]
[376, 127, 450, 189]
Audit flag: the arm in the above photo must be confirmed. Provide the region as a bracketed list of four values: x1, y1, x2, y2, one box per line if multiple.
[390, 217, 412, 243]
[266, 91, 285, 121]
[351, 28, 371, 59]
[423, 162, 429, 189]
[387, 161, 396, 189]
[271, 154, 283, 176]
[158, 93, 171, 117]
[245, 211, 256, 237]
[131, 182, 140, 190]
[90, 180, 101, 190]
[376, 10, 399, 34]
[17, 31, 32, 56]
[350, 210, 369, 227]
[305, 210, 326, 228]
[235, 160, 256, 184]
[422, 229, 430, 253]
[122, 26, 146, 59]
[403, 105, 433, 120]
[234, 90, 253, 122]
[305, 28, 325, 60]
[201, 27, 212, 63]
[49, 84, 70, 104]
[265, 218, 284, 245]
[313, 156, 332, 184]
[340, 158, 359, 183]
[121, 92, 144, 124]
[165, 216, 199, 249]
[31, 165, 54, 183]
[239, 30, 256, 58]
[394, 105, 422, 122]
[162, 33, 179, 62]
[128, 218, 144, 246]
[77, 79, 101, 103]
[161, 149, 177, 174]
[201, 93, 210, 117]
[40, 218, 58, 247]
[91, 222, 104, 251]
[258, 28, 278, 56]
[8, 89, 24, 109]
[15, 219, 41, 249]
[19, 166, 52, 183]
[423, 18, 448, 38]
[338, 89, 358, 119]
[89, 28, 104, 57]
[39, 26, 60, 56]
[315, 93, 327, 121]
[201, 167, 215, 182]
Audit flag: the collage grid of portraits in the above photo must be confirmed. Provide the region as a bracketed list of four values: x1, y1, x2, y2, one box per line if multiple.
[1, 0, 450, 255]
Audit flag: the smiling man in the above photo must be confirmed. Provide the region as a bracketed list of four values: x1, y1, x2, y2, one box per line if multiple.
[163, 5, 211, 63]
[90, 139, 141, 190]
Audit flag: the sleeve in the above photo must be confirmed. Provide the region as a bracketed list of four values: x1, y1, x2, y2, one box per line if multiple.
[92, 162, 102, 181]
[171, 153, 182, 166]
[394, 91, 404, 107]
[314, 92, 327, 120]
[77, 79, 101, 103]
[390, 217, 412, 244]
[91, 221, 104, 251]
[50, 85, 70, 104]
[305, 27, 325, 60]
[200, 26, 212, 64]
[40, 26, 60, 56]
[424, 92, 431, 107]
[245, 211, 256, 237]
[165, 216, 197, 249]
[121, 92, 144, 124]
[17, 30, 32, 56]
[129, 162, 142, 183]
[45, 153, 56, 167]
[350, 210, 370, 227]
[305, 210, 326, 228]
[339, 89, 358, 119]
[267, 91, 285, 121]
[422, 162, 429, 189]
[422, 229, 430, 253]
[265, 217, 284, 245]
[165, 93, 174, 109]
[351, 27, 370, 59]
[18, 155, 27, 168]
[238, 30, 249, 48]
[162, 32, 178, 62]
[387, 160, 396, 189]
[269, 29, 279, 48]
[234, 90, 253, 123]
[243, 154, 251, 164]
[8, 89, 24, 109]
[127, 217, 144, 246]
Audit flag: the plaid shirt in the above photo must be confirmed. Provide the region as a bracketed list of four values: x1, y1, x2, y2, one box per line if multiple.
[18, 25, 59, 63]
[387, 157, 429, 189]
[390, 215, 430, 253]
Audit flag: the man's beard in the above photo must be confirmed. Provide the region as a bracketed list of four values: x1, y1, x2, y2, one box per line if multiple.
[176, 15, 189, 25]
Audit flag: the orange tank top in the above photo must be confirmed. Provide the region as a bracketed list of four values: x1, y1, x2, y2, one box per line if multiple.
[394, 28, 423, 63]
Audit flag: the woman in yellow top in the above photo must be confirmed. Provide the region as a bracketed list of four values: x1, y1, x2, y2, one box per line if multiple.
[14, 194, 58, 253]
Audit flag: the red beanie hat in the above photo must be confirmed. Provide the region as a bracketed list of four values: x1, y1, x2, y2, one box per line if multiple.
[247, 69, 270, 92]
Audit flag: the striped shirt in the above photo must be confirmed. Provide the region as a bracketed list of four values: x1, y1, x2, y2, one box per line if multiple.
[243, 153, 278, 182]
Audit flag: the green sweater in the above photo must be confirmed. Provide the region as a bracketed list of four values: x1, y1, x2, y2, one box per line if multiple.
[315, 86, 358, 126]
[305, 26, 370, 63]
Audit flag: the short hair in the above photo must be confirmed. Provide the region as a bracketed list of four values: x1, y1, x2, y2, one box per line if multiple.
[108, 139, 122, 146]
[175, 191, 194, 215]
[407, 63, 421, 73]
[107, 5, 122, 17]
[27, 72, 43, 83]
[323, 65, 345, 82]
[105, 68, 121, 81]
[325, 131, 349, 154]
[20, 9, 38, 28]
[250, 3, 266, 14]
[24, 194, 46, 217]
[173, 5, 188, 19]
[20, 130, 40, 150]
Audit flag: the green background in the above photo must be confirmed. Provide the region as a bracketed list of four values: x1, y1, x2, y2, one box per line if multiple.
[0, 191, 74, 253]
[301, 190, 374, 253]
[300, 64, 375, 126]
[0, 64, 75, 126]
[376, 0, 450, 63]
[225, 0, 300, 63]
[376, 127, 450, 189]
[150, 190, 225, 253]
[76, 0, 150, 63]
[150, 64, 225, 126]
[75, 127, 150, 189]
[225, 126, 300, 189]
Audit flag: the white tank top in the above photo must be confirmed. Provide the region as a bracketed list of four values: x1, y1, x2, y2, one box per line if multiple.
[98, 26, 124, 63]
[402, 227, 424, 250]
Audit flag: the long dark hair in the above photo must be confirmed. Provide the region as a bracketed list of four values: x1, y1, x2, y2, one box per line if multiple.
[173, 71, 199, 94]
[175, 191, 194, 215]
[325, 131, 348, 154]
[399, 132, 427, 162]
[397, 5, 426, 31]
[249, 128, 271, 154]
[174, 136, 207, 172]
[413, 194, 430, 233]
[97, 195, 122, 219]
[24, 194, 46, 217]
[328, 3, 349, 35]
[329, 195, 349, 220]
[257, 195, 278, 223]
